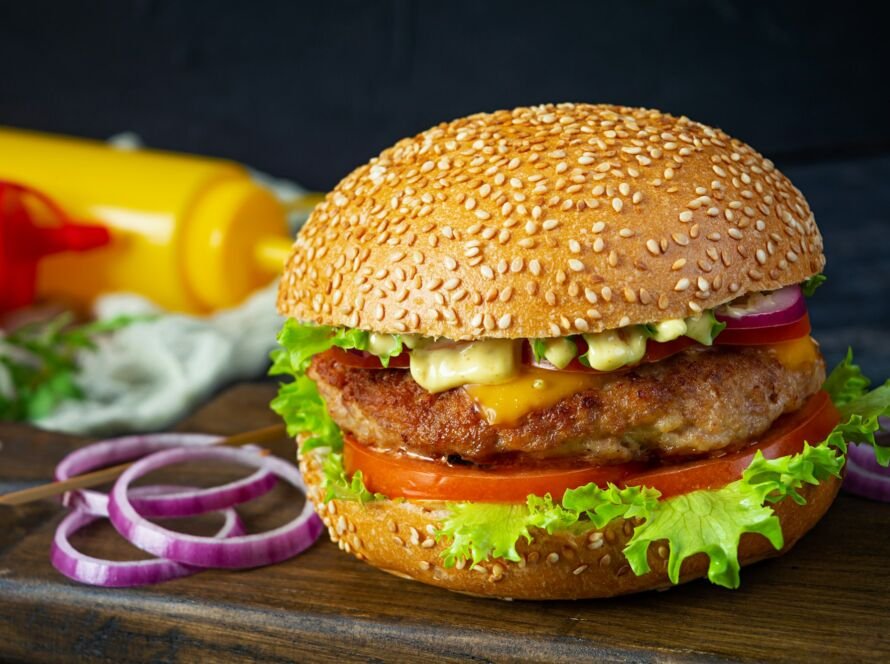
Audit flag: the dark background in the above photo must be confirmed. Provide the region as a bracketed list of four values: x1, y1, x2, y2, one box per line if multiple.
[1, 0, 889, 379]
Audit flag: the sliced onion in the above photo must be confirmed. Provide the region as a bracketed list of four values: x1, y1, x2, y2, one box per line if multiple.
[716, 285, 807, 329]
[51, 489, 245, 587]
[844, 441, 890, 502]
[55, 433, 277, 517]
[108, 446, 324, 569]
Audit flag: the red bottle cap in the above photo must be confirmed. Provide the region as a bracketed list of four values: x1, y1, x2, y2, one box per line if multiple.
[0, 181, 110, 314]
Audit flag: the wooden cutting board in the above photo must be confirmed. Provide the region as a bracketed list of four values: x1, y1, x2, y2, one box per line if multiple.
[1, 382, 888, 663]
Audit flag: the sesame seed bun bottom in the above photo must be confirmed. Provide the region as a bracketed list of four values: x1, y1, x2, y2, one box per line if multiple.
[298, 446, 841, 600]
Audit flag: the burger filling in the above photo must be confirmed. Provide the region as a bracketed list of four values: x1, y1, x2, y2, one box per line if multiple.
[269, 278, 890, 589]
[308, 341, 825, 465]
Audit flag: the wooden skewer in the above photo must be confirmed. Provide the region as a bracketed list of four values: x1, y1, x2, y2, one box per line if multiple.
[0, 423, 288, 507]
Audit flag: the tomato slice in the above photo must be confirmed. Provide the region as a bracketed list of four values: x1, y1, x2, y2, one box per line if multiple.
[342, 391, 840, 502]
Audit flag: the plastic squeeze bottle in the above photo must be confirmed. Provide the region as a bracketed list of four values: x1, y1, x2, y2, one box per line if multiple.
[0, 127, 294, 313]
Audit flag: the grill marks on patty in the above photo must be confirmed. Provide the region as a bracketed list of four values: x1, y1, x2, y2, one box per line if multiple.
[308, 345, 825, 465]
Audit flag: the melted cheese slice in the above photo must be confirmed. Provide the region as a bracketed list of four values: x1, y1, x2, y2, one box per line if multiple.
[465, 368, 605, 426]
[770, 336, 818, 369]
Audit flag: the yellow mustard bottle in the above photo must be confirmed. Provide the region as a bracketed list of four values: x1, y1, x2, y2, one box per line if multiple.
[0, 127, 295, 313]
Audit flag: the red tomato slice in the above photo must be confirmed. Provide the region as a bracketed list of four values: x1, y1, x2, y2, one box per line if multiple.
[343, 390, 839, 502]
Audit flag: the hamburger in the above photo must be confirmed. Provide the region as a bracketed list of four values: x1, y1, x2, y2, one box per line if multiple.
[270, 103, 889, 599]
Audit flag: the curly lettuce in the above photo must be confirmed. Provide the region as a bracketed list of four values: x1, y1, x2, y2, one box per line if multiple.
[269, 320, 368, 448]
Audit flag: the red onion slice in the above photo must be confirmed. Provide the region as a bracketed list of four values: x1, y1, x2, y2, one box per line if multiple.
[55, 433, 277, 518]
[108, 446, 324, 569]
[51, 487, 245, 587]
[716, 285, 807, 329]
[844, 441, 890, 502]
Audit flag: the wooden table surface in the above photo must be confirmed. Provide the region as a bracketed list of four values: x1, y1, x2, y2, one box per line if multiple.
[1, 382, 889, 663]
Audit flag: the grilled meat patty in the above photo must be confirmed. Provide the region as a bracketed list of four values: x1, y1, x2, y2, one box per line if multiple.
[308, 344, 825, 465]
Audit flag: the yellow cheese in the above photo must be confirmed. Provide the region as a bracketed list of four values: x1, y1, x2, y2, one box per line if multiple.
[770, 336, 818, 369]
[465, 367, 604, 425]
[409, 339, 521, 393]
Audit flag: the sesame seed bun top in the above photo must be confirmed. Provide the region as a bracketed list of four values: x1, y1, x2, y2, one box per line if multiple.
[277, 103, 825, 339]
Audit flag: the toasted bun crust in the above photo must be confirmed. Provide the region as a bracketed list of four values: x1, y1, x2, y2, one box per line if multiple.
[278, 103, 824, 339]
[300, 447, 840, 600]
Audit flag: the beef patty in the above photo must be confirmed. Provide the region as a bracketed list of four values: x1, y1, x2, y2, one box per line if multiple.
[308, 343, 825, 465]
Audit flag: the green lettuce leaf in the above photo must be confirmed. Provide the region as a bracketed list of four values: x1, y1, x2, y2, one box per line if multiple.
[269, 373, 342, 449]
[623, 481, 783, 588]
[269, 320, 374, 451]
[822, 350, 890, 465]
[561, 482, 660, 529]
[436, 503, 534, 567]
[742, 444, 844, 505]
[322, 451, 380, 503]
[823, 348, 871, 407]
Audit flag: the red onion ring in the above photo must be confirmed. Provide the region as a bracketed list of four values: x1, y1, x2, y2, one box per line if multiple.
[716, 285, 807, 329]
[844, 440, 890, 502]
[52, 492, 245, 587]
[55, 433, 277, 517]
[108, 446, 324, 569]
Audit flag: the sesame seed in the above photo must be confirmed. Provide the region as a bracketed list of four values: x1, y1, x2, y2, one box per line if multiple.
[679, 210, 693, 222]
[546, 552, 560, 564]
[612, 198, 624, 213]
[568, 259, 584, 272]
[497, 314, 512, 329]
[569, 239, 581, 253]
[480, 265, 494, 279]
[675, 278, 690, 291]
[529, 259, 542, 276]
[646, 239, 660, 256]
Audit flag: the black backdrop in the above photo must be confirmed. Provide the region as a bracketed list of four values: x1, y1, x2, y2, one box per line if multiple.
[2, 0, 889, 377]
[2, 0, 889, 188]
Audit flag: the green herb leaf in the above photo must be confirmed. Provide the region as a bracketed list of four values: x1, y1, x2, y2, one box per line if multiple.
[801, 274, 827, 297]
[0, 313, 146, 422]
[531, 339, 548, 363]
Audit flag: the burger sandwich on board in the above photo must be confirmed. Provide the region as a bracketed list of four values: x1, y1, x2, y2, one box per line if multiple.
[271, 103, 890, 599]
